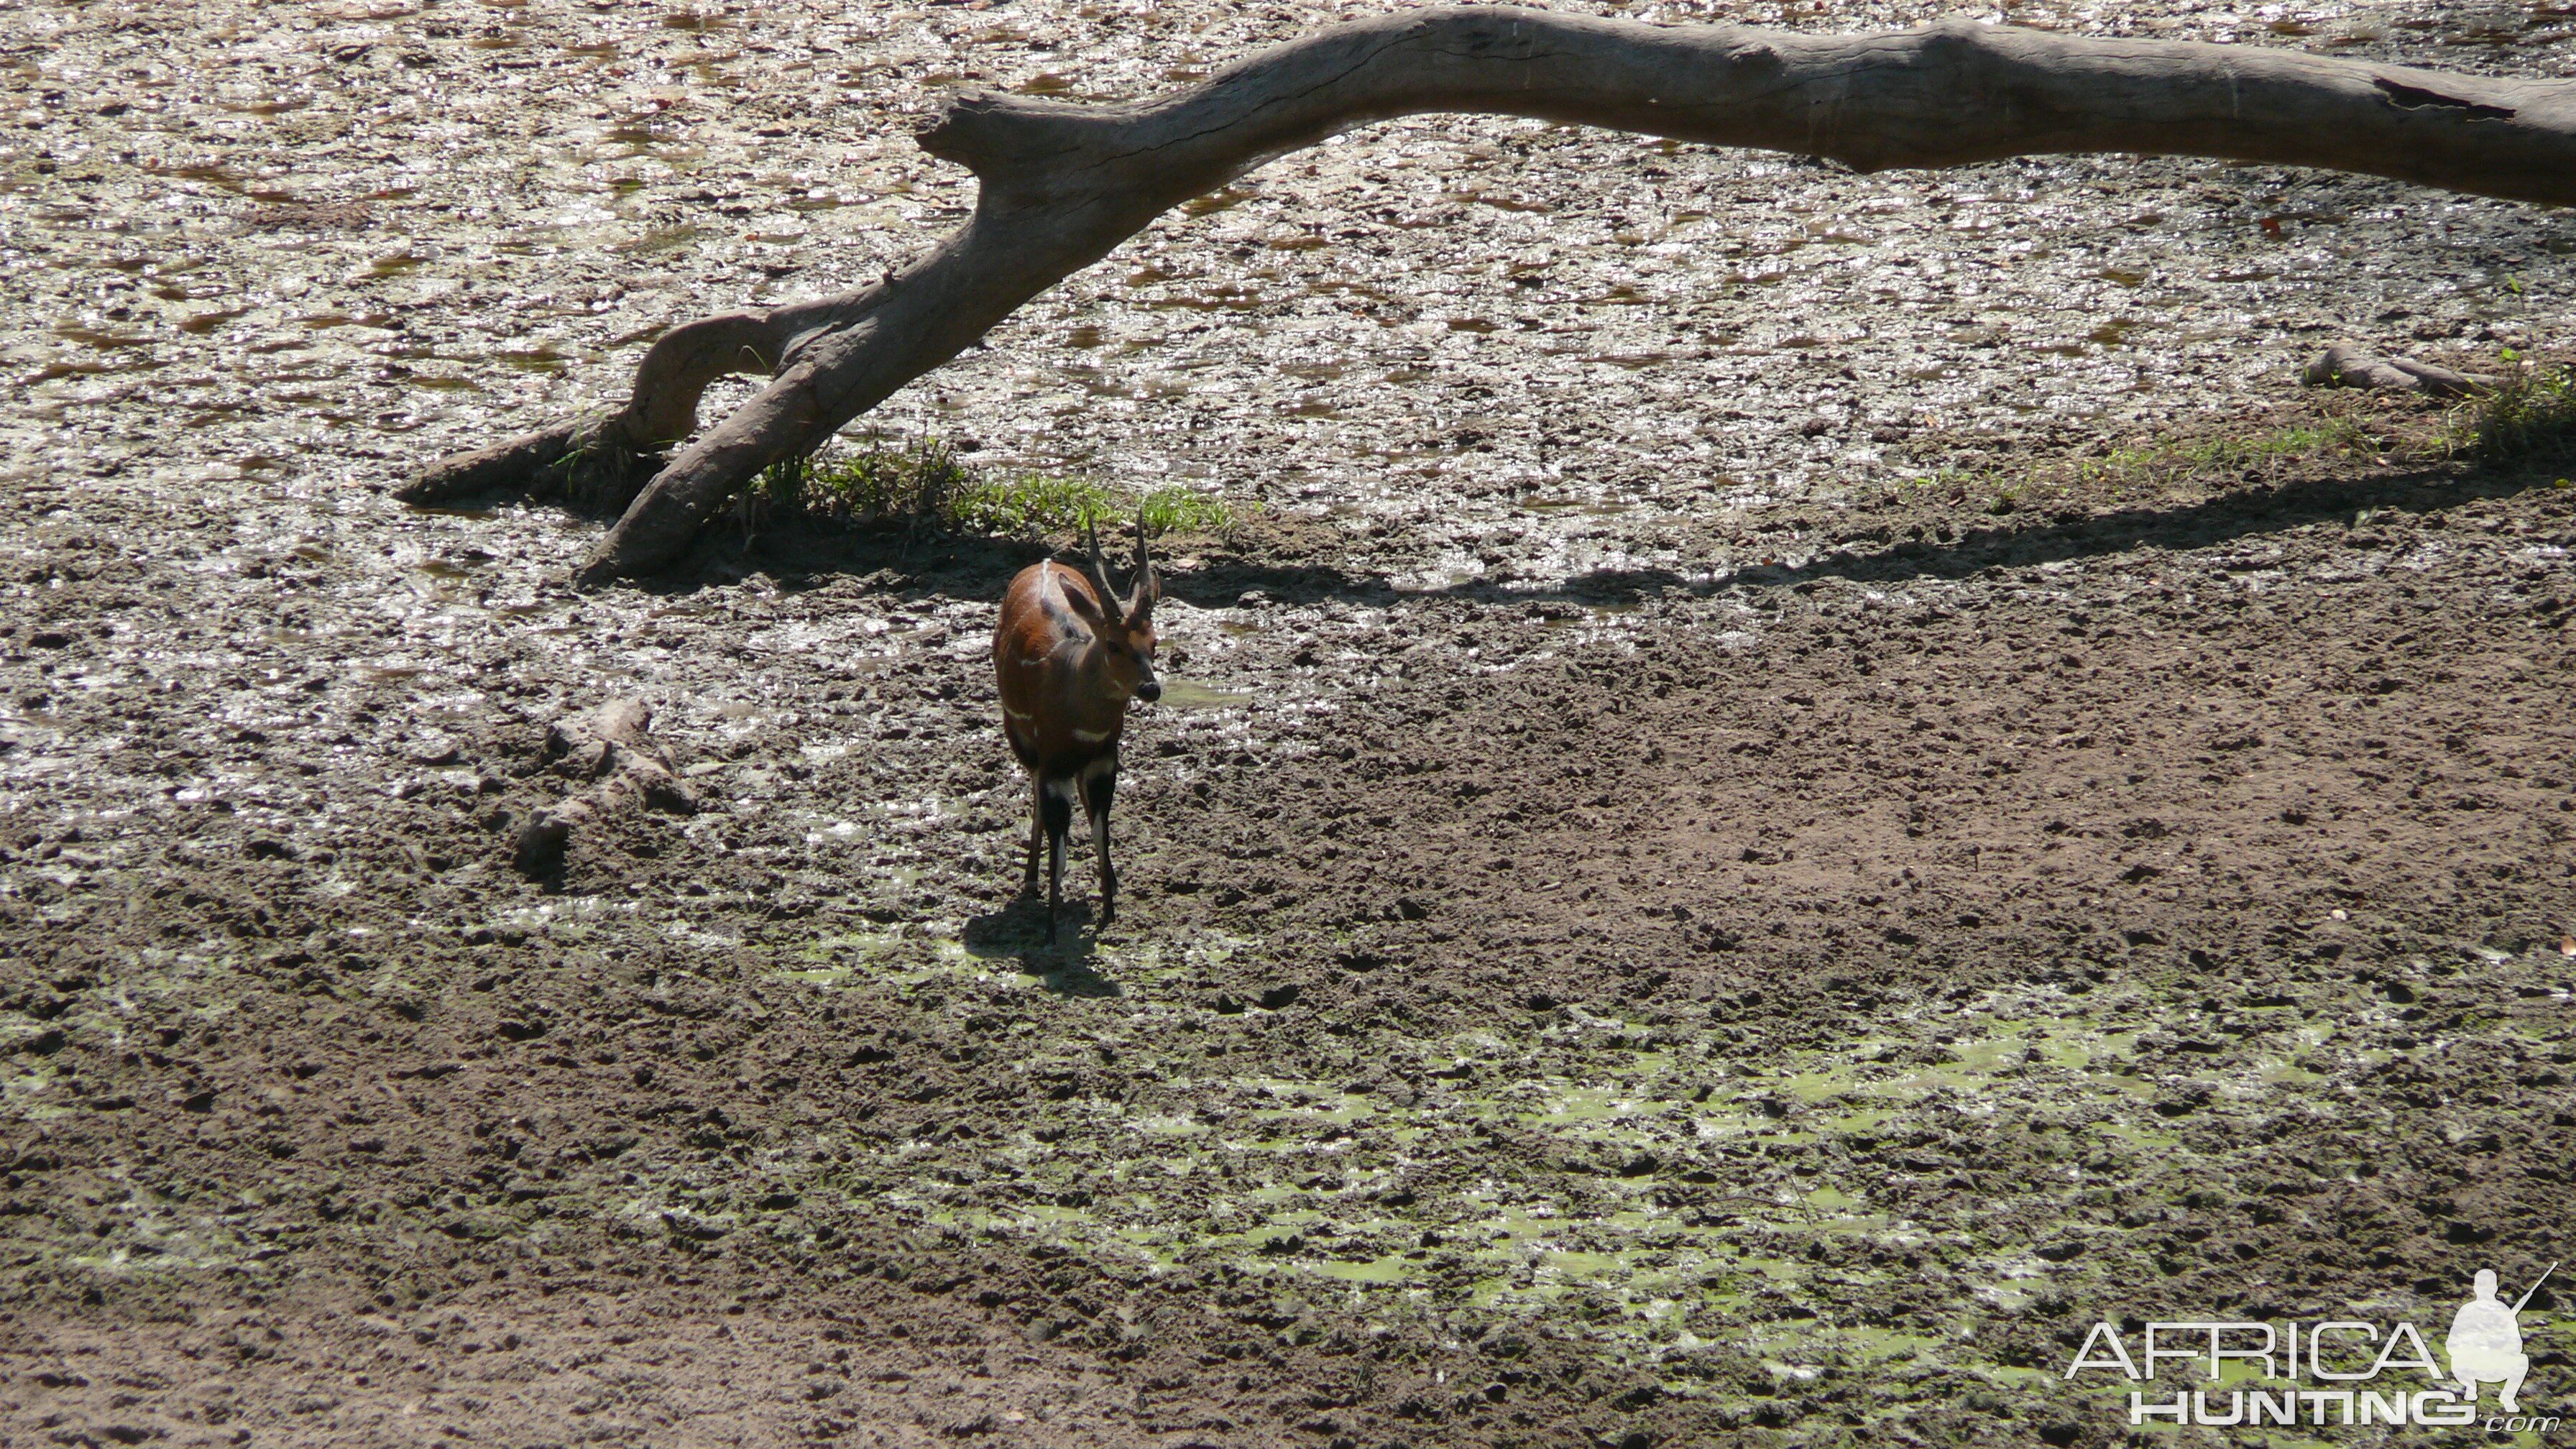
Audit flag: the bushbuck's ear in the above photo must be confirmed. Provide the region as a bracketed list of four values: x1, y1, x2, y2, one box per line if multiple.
[1041, 564, 1105, 636]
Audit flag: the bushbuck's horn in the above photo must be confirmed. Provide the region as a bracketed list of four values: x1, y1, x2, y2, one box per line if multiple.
[1128, 508, 1157, 620]
[1082, 516, 1120, 615]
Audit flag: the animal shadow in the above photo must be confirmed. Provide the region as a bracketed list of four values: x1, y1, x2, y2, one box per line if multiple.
[962, 898, 1124, 997]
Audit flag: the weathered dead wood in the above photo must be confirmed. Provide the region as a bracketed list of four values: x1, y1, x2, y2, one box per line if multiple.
[513, 699, 698, 878]
[397, 6, 2576, 584]
[2302, 342, 2496, 397]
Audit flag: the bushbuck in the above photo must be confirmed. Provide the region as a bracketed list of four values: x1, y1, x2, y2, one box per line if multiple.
[993, 515, 1161, 942]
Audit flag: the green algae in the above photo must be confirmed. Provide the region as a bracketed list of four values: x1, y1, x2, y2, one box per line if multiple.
[709, 946, 2542, 1426]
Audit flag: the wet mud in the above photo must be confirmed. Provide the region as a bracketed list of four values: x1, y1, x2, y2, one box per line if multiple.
[6, 0, 2576, 1444]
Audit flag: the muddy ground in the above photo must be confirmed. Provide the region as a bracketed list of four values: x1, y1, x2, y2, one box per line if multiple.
[5, 0, 2576, 1443]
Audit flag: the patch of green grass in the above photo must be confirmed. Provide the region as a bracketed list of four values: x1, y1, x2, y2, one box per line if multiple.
[1137, 487, 1239, 537]
[755, 436, 974, 528]
[750, 438, 1245, 540]
[2462, 351, 2576, 463]
[2079, 420, 2367, 487]
[1887, 464, 2025, 515]
[947, 472, 1116, 536]
[946, 472, 1244, 539]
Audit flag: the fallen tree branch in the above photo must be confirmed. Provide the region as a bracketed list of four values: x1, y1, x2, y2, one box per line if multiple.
[397, 6, 2576, 583]
[2301, 342, 2495, 397]
[513, 699, 698, 878]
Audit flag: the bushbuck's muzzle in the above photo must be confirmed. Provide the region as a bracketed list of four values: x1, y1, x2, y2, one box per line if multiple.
[1134, 672, 1162, 704]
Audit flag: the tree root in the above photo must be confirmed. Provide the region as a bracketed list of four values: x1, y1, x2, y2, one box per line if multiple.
[395, 414, 668, 516]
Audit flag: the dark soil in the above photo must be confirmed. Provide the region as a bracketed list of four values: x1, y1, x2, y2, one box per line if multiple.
[6, 0, 2576, 1444]
[9, 396, 2576, 1445]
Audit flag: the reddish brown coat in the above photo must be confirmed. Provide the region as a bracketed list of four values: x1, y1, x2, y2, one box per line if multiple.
[991, 523, 1160, 942]
[994, 562, 1151, 783]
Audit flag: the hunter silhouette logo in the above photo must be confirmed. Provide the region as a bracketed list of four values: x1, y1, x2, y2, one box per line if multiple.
[2064, 1260, 2561, 1432]
[2451, 1264, 2553, 1414]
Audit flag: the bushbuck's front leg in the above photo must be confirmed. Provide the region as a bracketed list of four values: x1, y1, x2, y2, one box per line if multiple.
[1023, 775, 1046, 897]
[1082, 760, 1119, 929]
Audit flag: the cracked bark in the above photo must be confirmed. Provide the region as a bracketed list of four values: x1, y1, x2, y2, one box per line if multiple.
[394, 6, 2576, 585]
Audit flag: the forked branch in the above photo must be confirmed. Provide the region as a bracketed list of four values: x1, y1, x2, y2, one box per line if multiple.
[394, 6, 2576, 584]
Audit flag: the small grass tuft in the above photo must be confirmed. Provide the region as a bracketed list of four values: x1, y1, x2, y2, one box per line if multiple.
[2462, 351, 2576, 463]
[749, 438, 1245, 540]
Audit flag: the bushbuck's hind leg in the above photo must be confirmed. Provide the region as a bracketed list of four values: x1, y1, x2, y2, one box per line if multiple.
[1022, 775, 1046, 896]
[1081, 759, 1119, 929]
